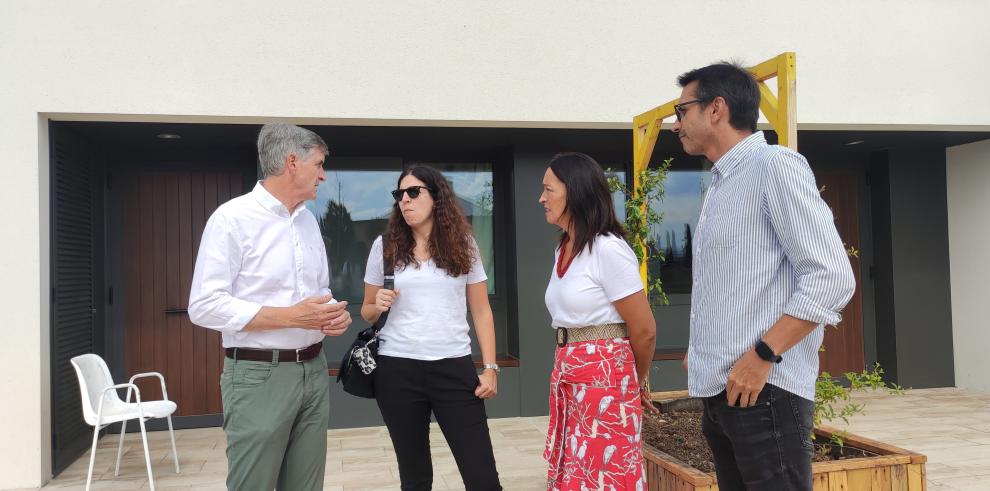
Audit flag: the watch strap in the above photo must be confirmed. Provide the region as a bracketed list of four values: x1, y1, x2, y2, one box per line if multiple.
[755, 340, 783, 363]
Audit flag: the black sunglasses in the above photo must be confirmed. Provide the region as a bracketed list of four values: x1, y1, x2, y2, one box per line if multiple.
[391, 186, 433, 201]
[674, 98, 710, 122]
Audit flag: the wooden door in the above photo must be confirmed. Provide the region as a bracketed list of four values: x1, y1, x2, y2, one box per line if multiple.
[816, 172, 865, 375]
[119, 169, 246, 417]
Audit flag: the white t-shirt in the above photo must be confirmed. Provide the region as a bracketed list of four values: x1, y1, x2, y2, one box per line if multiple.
[545, 233, 644, 329]
[364, 236, 487, 360]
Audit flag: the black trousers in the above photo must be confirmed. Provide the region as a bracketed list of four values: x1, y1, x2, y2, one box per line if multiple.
[701, 384, 814, 491]
[374, 354, 502, 491]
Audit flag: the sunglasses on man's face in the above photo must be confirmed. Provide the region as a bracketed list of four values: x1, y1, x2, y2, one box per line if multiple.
[391, 186, 433, 201]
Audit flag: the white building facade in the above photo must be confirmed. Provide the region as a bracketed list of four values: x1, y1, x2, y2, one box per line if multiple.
[2, 1, 989, 487]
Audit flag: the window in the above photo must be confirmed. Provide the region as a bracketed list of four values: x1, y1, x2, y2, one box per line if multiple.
[304, 158, 497, 302]
[606, 161, 712, 302]
[651, 168, 711, 297]
[610, 170, 627, 222]
[409, 162, 496, 294]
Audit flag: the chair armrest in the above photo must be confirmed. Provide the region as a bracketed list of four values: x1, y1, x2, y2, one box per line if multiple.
[128, 372, 170, 401]
[96, 383, 151, 424]
[103, 382, 141, 395]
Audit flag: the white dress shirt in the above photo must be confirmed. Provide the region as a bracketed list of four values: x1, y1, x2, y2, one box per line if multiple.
[188, 182, 331, 349]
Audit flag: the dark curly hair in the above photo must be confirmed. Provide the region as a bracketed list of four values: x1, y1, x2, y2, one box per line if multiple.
[384, 165, 476, 276]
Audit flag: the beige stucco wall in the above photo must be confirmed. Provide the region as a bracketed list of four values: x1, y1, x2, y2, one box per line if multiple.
[2, 0, 989, 487]
[947, 139, 990, 393]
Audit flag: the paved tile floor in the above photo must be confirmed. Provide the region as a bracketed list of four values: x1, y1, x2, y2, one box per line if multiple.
[29, 387, 990, 490]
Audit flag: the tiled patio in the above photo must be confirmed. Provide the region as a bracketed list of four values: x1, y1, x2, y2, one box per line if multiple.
[32, 388, 990, 490]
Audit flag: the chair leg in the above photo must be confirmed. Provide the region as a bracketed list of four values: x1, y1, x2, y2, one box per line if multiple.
[166, 415, 180, 473]
[138, 417, 156, 491]
[85, 424, 100, 491]
[114, 419, 128, 477]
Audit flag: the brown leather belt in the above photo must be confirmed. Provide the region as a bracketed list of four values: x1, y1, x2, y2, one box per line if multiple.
[225, 341, 323, 363]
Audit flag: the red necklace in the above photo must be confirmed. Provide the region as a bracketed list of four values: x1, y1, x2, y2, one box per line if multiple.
[556, 236, 577, 278]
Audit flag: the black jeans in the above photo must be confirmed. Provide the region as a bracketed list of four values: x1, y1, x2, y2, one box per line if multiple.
[374, 354, 502, 491]
[701, 384, 814, 491]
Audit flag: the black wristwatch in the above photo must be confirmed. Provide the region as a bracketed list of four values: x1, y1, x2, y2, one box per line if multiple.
[755, 340, 782, 363]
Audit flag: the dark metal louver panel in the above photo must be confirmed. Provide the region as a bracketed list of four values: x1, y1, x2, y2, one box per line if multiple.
[50, 128, 96, 475]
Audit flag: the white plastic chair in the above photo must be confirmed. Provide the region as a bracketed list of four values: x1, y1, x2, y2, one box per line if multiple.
[70, 354, 180, 491]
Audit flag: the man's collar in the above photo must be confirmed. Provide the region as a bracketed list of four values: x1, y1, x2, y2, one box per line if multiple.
[712, 131, 766, 176]
[251, 182, 293, 217]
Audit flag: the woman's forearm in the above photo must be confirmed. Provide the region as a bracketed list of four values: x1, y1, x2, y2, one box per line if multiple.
[466, 282, 497, 365]
[360, 303, 382, 324]
[613, 291, 657, 383]
[630, 328, 656, 383]
[473, 310, 497, 364]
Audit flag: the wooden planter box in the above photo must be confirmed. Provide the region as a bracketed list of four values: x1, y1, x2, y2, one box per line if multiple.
[644, 392, 927, 491]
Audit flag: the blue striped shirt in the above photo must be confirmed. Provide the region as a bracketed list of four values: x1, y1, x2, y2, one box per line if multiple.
[687, 132, 856, 401]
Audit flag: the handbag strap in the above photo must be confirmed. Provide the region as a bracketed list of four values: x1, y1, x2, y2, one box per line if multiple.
[383, 234, 394, 278]
[371, 234, 393, 334]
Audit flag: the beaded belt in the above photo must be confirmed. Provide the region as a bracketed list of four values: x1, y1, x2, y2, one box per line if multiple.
[555, 323, 628, 347]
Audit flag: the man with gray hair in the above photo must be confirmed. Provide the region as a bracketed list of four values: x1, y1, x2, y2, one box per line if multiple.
[189, 123, 352, 490]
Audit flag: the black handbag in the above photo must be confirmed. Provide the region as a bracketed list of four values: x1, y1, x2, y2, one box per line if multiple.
[337, 236, 393, 398]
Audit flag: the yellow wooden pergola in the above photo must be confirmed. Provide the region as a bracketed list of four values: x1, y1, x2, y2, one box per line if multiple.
[630, 52, 797, 284]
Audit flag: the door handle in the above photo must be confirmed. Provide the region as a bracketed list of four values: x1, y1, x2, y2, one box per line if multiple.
[164, 308, 188, 314]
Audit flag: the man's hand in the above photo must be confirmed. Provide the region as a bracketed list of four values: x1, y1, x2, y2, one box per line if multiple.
[287, 295, 348, 330]
[681, 354, 688, 372]
[320, 299, 351, 337]
[475, 370, 498, 399]
[725, 349, 773, 407]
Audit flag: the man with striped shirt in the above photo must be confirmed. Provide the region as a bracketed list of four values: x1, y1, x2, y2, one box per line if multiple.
[674, 62, 855, 490]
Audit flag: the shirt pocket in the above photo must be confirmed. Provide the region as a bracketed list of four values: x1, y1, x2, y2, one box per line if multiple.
[703, 214, 739, 248]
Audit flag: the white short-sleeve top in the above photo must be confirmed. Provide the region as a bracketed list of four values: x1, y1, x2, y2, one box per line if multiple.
[364, 236, 487, 360]
[544, 233, 644, 329]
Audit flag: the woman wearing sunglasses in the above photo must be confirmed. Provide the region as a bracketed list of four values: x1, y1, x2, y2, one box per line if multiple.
[539, 152, 658, 491]
[361, 164, 501, 491]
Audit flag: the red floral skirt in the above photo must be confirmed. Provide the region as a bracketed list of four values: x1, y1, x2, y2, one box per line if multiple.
[544, 337, 646, 491]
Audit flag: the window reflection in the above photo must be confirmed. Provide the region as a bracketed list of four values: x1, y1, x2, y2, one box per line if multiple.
[409, 162, 496, 295]
[606, 165, 711, 298]
[305, 159, 496, 303]
[650, 170, 711, 295]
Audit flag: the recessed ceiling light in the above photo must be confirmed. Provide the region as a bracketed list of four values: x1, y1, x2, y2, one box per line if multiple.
[844, 140, 864, 146]
[156, 133, 181, 140]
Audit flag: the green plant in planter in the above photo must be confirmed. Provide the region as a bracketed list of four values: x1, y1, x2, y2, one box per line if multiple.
[812, 197, 903, 451]
[815, 360, 903, 451]
[606, 158, 673, 306]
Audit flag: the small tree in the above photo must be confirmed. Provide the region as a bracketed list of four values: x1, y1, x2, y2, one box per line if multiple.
[814, 364, 903, 450]
[606, 158, 673, 306]
[682, 224, 693, 266]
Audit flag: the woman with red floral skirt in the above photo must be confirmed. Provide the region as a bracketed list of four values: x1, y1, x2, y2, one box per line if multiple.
[539, 152, 659, 491]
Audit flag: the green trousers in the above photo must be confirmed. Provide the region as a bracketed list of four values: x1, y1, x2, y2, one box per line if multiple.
[220, 354, 330, 491]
